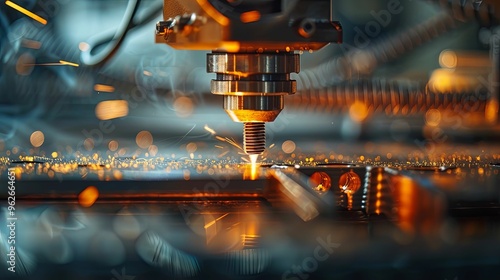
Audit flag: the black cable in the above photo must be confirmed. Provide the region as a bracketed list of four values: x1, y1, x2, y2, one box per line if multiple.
[81, 0, 154, 67]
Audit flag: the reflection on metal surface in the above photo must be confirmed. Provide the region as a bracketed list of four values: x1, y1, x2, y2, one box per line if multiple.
[309, 171, 332, 194]
[338, 171, 361, 194]
[391, 176, 446, 234]
[136, 231, 200, 278]
[1, 0, 500, 278]
[223, 248, 271, 276]
[270, 169, 320, 221]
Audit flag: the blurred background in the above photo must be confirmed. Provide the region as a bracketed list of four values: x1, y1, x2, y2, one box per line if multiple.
[1, 1, 500, 279]
[0, 0, 498, 161]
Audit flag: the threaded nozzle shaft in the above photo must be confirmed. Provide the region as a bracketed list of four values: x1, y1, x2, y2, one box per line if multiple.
[243, 122, 266, 156]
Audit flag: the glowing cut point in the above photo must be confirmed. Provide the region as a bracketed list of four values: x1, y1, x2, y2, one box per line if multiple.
[5, 1, 47, 25]
[243, 154, 260, 181]
[249, 154, 258, 165]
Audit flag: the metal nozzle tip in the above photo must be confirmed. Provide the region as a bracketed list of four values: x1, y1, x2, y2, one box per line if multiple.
[243, 122, 266, 156]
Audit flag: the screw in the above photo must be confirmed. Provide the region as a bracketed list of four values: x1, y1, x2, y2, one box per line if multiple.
[243, 122, 266, 156]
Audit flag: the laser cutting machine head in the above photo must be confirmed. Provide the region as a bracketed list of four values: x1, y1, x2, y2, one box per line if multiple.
[155, 0, 342, 158]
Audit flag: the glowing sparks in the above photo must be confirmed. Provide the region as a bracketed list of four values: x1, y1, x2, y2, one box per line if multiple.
[5, 1, 47, 25]
[225, 137, 242, 151]
[217, 150, 229, 158]
[59, 60, 79, 67]
[204, 213, 229, 229]
[204, 125, 216, 135]
[25, 60, 80, 67]
[215, 136, 243, 151]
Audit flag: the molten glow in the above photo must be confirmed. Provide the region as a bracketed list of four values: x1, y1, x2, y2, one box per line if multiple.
[243, 155, 260, 180]
[249, 154, 258, 165]
[78, 186, 99, 207]
[5, 1, 47, 25]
